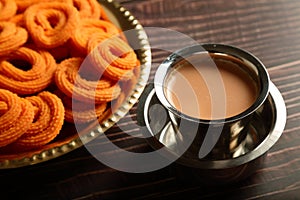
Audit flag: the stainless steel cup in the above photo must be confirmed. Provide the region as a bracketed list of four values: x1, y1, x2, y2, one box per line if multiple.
[154, 44, 270, 160]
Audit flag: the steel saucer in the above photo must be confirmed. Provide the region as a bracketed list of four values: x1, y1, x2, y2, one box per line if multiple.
[137, 82, 286, 184]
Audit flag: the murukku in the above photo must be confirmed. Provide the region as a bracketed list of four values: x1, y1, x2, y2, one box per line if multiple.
[12, 91, 65, 148]
[87, 33, 139, 81]
[55, 90, 107, 124]
[0, 0, 142, 152]
[0, 101, 7, 115]
[0, 47, 57, 95]
[0, 22, 28, 57]
[120, 60, 141, 96]
[15, 0, 43, 12]
[9, 14, 25, 27]
[68, 0, 102, 19]
[0, 0, 17, 21]
[70, 19, 120, 56]
[24, 2, 80, 49]
[66, 102, 107, 124]
[15, 0, 73, 13]
[54, 57, 121, 103]
[0, 89, 34, 148]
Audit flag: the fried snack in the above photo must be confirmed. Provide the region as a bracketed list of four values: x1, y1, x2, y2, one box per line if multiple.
[0, 47, 57, 95]
[12, 91, 65, 148]
[67, 0, 102, 19]
[0, 101, 7, 115]
[24, 2, 80, 49]
[87, 33, 139, 81]
[120, 61, 141, 96]
[15, 0, 44, 12]
[15, 0, 73, 12]
[0, 0, 17, 21]
[0, 89, 34, 148]
[70, 19, 120, 55]
[54, 57, 121, 103]
[8, 14, 25, 27]
[66, 101, 107, 124]
[56, 90, 107, 124]
[16, 0, 35, 12]
[0, 0, 142, 153]
[0, 22, 28, 57]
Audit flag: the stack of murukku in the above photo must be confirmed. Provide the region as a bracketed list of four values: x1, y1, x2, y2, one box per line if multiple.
[0, 0, 141, 151]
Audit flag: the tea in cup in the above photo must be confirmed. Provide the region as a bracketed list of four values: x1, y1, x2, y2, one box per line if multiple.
[154, 44, 270, 160]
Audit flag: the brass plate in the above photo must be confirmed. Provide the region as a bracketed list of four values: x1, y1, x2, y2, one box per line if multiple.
[0, 0, 151, 169]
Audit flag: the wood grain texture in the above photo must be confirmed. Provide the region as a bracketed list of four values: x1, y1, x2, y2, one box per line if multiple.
[1, 0, 300, 199]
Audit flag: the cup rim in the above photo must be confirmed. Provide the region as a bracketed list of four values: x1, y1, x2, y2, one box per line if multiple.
[154, 43, 270, 124]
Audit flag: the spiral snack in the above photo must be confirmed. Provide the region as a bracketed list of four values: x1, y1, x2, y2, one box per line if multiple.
[65, 102, 107, 124]
[88, 33, 139, 81]
[15, 0, 70, 12]
[70, 19, 120, 55]
[9, 14, 25, 27]
[12, 91, 65, 148]
[24, 2, 80, 49]
[0, 47, 57, 95]
[0, 89, 34, 148]
[15, 0, 43, 12]
[68, 0, 102, 19]
[55, 57, 121, 103]
[120, 61, 141, 96]
[56, 91, 107, 124]
[0, 0, 142, 153]
[0, 101, 7, 115]
[0, 22, 28, 57]
[0, 0, 17, 21]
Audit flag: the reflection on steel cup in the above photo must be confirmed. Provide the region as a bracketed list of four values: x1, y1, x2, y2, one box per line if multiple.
[154, 44, 270, 161]
[76, 27, 229, 173]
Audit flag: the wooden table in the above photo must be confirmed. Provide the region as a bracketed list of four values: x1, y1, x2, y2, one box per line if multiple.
[1, 0, 300, 199]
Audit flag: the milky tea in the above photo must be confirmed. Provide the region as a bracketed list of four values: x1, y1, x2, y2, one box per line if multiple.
[164, 53, 259, 120]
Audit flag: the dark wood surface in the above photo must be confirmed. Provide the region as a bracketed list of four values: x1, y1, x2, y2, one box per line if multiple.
[1, 0, 300, 199]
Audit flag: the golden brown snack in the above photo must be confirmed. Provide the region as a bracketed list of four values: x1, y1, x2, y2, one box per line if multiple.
[0, 0, 142, 153]
[56, 91, 107, 124]
[0, 47, 57, 95]
[120, 60, 141, 96]
[0, 101, 7, 115]
[0, 89, 34, 148]
[54, 57, 121, 103]
[24, 2, 80, 49]
[15, 0, 73, 12]
[12, 91, 65, 148]
[68, 0, 102, 19]
[15, 0, 44, 12]
[8, 14, 25, 27]
[70, 19, 120, 55]
[87, 33, 139, 81]
[0, 0, 17, 21]
[0, 22, 28, 57]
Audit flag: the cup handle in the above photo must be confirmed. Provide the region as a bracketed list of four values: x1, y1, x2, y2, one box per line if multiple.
[137, 83, 170, 138]
[136, 83, 155, 128]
